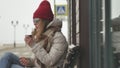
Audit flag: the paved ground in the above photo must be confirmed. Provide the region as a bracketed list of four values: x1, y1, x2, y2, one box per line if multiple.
[0, 44, 34, 58]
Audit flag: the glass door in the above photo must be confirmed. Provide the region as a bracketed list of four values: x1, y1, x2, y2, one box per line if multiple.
[89, 0, 113, 68]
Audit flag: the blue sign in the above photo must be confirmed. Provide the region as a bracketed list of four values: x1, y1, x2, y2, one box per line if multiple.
[56, 5, 67, 16]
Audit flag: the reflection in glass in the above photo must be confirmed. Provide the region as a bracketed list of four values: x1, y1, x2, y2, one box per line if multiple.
[111, 0, 120, 68]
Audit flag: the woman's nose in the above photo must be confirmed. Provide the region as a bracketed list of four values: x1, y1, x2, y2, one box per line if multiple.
[34, 23, 36, 25]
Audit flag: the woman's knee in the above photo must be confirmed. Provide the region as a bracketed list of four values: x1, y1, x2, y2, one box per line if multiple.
[1, 52, 14, 59]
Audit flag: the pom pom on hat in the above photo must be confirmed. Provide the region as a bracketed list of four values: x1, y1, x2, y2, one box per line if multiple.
[33, 0, 54, 22]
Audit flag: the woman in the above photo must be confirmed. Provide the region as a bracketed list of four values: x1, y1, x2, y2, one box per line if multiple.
[0, 0, 68, 68]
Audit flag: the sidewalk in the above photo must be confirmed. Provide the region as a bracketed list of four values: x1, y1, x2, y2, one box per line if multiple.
[0, 44, 34, 58]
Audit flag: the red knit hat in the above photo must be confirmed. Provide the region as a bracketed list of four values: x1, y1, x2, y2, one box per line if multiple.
[33, 0, 54, 22]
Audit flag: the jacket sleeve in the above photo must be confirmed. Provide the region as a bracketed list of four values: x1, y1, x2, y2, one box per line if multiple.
[31, 32, 68, 66]
[26, 58, 35, 66]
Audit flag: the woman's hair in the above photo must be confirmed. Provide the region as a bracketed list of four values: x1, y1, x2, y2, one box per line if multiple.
[32, 19, 50, 42]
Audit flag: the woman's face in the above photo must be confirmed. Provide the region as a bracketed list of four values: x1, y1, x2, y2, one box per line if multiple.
[33, 18, 44, 29]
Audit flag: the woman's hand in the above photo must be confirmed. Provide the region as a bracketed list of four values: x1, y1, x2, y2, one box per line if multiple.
[19, 57, 30, 66]
[24, 35, 34, 47]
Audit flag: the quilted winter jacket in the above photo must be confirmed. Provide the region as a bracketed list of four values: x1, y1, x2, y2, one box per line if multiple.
[27, 18, 68, 68]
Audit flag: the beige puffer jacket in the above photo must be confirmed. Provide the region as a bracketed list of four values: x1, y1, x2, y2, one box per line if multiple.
[27, 18, 68, 68]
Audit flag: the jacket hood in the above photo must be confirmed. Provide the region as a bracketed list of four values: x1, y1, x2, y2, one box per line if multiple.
[46, 18, 62, 28]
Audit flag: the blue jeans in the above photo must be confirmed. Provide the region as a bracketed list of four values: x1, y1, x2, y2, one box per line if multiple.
[0, 52, 24, 68]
